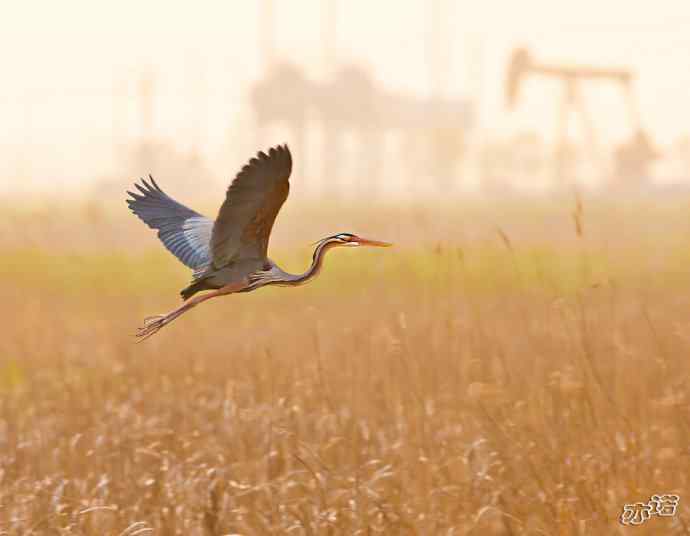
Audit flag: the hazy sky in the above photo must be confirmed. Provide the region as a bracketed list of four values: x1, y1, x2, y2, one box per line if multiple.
[2, 0, 690, 190]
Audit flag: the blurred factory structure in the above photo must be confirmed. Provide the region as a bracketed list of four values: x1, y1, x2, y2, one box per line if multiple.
[250, 62, 475, 195]
[25, 1, 690, 200]
[250, 0, 475, 197]
[504, 47, 659, 189]
[94, 0, 478, 200]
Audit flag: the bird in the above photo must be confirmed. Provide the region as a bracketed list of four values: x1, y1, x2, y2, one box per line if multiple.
[126, 144, 391, 341]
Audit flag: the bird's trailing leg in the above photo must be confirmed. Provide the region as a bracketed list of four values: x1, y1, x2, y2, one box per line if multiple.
[135, 281, 246, 342]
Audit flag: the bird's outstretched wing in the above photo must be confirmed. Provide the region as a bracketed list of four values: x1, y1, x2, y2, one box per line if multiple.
[210, 145, 291, 268]
[126, 177, 213, 271]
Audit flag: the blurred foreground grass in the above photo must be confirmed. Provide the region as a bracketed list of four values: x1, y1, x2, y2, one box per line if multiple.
[1, 199, 690, 534]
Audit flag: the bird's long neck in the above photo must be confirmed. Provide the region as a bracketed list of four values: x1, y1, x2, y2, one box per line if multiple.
[291, 239, 338, 285]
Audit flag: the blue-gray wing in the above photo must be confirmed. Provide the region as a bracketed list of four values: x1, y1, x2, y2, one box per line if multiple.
[211, 145, 292, 268]
[126, 176, 213, 271]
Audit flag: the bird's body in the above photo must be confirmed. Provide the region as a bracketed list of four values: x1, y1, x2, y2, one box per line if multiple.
[127, 144, 390, 340]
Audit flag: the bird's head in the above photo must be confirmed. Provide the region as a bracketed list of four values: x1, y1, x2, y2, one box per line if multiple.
[317, 233, 393, 248]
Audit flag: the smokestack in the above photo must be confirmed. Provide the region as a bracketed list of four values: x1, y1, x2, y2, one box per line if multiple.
[427, 0, 449, 98]
[138, 71, 155, 140]
[322, 0, 337, 77]
[259, 0, 275, 68]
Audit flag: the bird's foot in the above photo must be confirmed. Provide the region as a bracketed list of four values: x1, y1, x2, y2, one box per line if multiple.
[134, 290, 218, 342]
[136, 314, 170, 342]
[143, 314, 166, 325]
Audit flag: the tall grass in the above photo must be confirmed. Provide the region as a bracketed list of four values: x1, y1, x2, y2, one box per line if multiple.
[1, 199, 689, 534]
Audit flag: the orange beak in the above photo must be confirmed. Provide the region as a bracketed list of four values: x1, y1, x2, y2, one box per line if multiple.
[353, 236, 393, 247]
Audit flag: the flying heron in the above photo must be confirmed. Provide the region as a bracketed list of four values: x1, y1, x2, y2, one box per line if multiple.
[127, 144, 391, 340]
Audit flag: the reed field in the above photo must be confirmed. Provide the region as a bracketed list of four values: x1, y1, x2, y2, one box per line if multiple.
[1, 196, 690, 534]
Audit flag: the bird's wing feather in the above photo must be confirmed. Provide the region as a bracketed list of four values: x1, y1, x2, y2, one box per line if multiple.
[126, 177, 213, 271]
[210, 145, 291, 268]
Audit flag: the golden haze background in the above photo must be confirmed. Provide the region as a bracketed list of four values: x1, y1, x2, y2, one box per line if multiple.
[3, 0, 690, 534]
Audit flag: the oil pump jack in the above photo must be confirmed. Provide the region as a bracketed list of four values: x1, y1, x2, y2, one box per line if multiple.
[506, 47, 657, 187]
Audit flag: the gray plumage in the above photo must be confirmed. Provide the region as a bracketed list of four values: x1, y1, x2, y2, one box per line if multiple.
[126, 176, 213, 271]
[127, 145, 292, 300]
